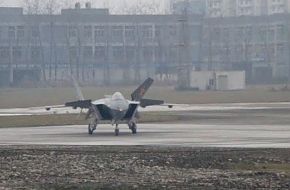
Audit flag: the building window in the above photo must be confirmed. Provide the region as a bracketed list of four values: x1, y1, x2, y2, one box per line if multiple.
[69, 26, 77, 38]
[277, 24, 285, 38]
[155, 25, 161, 38]
[245, 26, 252, 41]
[31, 47, 41, 60]
[8, 26, 16, 39]
[169, 47, 178, 62]
[112, 26, 123, 40]
[143, 47, 153, 62]
[69, 47, 78, 61]
[94, 46, 106, 60]
[155, 47, 163, 62]
[169, 25, 177, 36]
[125, 26, 135, 40]
[13, 47, 22, 59]
[142, 25, 153, 39]
[83, 46, 93, 58]
[84, 26, 92, 39]
[0, 47, 9, 59]
[17, 26, 25, 39]
[258, 26, 267, 42]
[277, 44, 284, 56]
[268, 28, 275, 42]
[31, 26, 40, 38]
[95, 26, 105, 38]
[112, 46, 123, 60]
[125, 46, 135, 62]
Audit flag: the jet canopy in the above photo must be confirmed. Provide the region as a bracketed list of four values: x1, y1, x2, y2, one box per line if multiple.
[112, 92, 125, 101]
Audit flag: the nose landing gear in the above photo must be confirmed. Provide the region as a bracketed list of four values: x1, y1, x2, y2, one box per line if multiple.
[115, 124, 120, 136]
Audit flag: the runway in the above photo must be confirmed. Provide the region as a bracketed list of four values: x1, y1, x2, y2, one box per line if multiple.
[1, 124, 290, 148]
[1, 102, 290, 148]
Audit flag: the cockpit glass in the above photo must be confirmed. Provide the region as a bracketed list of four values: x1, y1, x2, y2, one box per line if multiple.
[112, 92, 124, 100]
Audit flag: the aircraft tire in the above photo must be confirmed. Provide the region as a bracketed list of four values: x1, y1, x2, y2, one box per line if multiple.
[88, 124, 94, 135]
[131, 124, 137, 134]
[115, 128, 119, 136]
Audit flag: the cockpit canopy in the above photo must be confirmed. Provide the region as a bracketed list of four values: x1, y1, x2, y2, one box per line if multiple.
[112, 92, 125, 101]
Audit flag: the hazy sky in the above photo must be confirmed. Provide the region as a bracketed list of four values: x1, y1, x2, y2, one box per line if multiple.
[0, 0, 170, 14]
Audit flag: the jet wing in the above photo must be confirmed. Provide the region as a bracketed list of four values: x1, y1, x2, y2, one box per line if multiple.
[139, 99, 184, 108]
[45, 105, 67, 111]
[45, 100, 92, 111]
[140, 99, 164, 108]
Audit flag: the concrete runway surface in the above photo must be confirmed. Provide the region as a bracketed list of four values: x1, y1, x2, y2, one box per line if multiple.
[1, 102, 290, 148]
[0, 124, 290, 148]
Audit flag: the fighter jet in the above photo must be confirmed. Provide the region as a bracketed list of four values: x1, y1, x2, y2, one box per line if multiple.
[46, 78, 172, 136]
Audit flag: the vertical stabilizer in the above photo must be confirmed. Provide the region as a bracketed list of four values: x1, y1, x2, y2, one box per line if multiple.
[71, 75, 85, 100]
[131, 78, 154, 101]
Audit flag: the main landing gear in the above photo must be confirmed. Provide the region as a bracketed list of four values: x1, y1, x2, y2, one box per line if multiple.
[114, 123, 137, 136]
[129, 122, 137, 134]
[88, 123, 97, 135]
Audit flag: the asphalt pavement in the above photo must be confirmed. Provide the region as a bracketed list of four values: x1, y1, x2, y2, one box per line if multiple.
[1, 102, 290, 148]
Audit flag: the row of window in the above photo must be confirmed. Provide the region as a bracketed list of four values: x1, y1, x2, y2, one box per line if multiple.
[204, 43, 286, 62]
[0, 47, 40, 60]
[0, 46, 179, 61]
[71, 25, 177, 39]
[0, 25, 178, 40]
[0, 26, 40, 40]
[205, 24, 286, 42]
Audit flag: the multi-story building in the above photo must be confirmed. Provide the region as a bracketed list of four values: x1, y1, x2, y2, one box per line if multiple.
[200, 14, 290, 83]
[205, 0, 290, 17]
[0, 6, 202, 86]
[1, 4, 290, 86]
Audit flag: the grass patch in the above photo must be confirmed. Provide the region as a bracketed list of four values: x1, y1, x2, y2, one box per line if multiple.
[1, 86, 290, 108]
[231, 163, 290, 173]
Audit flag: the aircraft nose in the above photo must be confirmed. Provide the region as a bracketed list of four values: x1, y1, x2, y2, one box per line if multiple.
[111, 109, 126, 121]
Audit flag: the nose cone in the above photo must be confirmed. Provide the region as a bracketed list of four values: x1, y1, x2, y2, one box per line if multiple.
[111, 109, 127, 122]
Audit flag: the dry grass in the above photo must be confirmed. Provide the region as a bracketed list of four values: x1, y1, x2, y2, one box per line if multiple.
[1, 86, 290, 109]
[232, 163, 290, 173]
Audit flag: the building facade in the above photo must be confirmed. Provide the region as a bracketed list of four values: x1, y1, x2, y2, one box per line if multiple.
[200, 14, 290, 83]
[1, 6, 290, 86]
[0, 7, 202, 86]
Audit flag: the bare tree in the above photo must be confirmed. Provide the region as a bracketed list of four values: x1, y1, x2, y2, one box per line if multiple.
[22, 0, 63, 14]
[119, 0, 163, 15]
[43, 0, 61, 14]
[22, 0, 41, 14]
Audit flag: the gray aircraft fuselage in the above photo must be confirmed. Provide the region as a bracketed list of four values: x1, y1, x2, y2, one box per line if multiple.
[92, 92, 132, 124]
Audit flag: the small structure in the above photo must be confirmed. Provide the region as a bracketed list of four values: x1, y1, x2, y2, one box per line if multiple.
[190, 71, 246, 91]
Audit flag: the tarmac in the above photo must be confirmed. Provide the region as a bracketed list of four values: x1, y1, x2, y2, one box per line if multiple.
[1, 102, 290, 147]
[1, 124, 290, 147]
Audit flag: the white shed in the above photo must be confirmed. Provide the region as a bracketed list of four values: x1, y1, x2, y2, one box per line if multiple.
[190, 71, 246, 91]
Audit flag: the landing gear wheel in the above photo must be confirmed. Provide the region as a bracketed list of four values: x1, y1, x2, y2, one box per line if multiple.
[115, 128, 120, 136]
[131, 123, 137, 134]
[88, 124, 95, 135]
